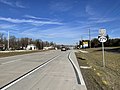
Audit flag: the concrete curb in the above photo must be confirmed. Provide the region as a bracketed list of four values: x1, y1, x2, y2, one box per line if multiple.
[68, 51, 87, 90]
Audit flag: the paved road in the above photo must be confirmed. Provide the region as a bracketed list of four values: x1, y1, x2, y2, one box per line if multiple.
[0, 50, 87, 90]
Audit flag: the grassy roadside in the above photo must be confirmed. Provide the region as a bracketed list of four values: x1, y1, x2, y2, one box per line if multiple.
[0, 50, 46, 58]
[75, 47, 120, 90]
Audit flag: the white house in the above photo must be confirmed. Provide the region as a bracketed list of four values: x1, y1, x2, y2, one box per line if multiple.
[26, 44, 37, 50]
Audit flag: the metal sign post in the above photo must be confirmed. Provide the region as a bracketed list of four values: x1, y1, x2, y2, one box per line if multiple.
[102, 42, 105, 67]
[98, 29, 107, 67]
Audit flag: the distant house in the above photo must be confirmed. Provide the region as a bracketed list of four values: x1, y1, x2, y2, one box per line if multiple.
[0, 44, 5, 51]
[26, 44, 37, 50]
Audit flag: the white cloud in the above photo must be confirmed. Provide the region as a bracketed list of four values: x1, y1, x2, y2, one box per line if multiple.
[0, 22, 100, 44]
[77, 17, 117, 27]
[0, 17, 63, 25]
[50, 1, 73, 12]
[0, 0, 13, 6]
[88, 17, 117, 23]
[0, 0, 26, 8]
[20, 25, 90, 39]
[0, 24, 20, 35]
[85, 5, 95, 15]
[0, 24, 16, 29]
[15, 1, 26, 8]
[24, 15, 53, 21]
[19, 25, 99, 45]
[110, 28, 120, 34]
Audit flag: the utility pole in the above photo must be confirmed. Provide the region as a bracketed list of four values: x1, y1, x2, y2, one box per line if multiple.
[89, 28, 91, 48]
[8, 31, 9, 50]
[81, 36, 83, 48]
[81, 36, 83, 41]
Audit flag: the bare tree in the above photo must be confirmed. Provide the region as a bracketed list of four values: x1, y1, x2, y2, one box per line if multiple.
[0, 33, 4, 44]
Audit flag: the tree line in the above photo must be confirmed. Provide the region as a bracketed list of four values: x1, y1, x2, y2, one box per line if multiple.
[91, 35, 120, 47]
[78, 35, 120, 48]
[0, 33, 56, 50]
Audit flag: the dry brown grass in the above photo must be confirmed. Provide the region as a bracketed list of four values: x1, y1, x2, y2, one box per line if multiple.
[76, 47, 120, 90]
[0, 50, 43, 58]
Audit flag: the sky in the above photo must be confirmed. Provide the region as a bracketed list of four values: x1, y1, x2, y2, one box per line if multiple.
[0, 0, 120, 45]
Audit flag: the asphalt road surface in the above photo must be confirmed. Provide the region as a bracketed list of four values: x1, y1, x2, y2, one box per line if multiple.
[0, 50, 87, 90]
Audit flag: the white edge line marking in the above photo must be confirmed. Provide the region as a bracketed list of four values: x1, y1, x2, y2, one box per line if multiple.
[1, 55, 60, 90]
[69, 52, 86, 86]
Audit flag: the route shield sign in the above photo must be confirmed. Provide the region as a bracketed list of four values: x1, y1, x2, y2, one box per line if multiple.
[98, 36, 107, 42]
[99, 29, 106, 36]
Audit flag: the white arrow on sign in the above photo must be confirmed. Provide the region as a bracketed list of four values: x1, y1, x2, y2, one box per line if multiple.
[98, 36, 107, 42]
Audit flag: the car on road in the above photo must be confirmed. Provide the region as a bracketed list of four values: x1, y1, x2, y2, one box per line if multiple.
[61, 47, 66, 51]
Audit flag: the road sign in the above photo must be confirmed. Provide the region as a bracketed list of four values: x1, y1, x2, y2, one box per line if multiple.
[98, 36, 107, 42]
[83, 42, 88, 48]
[99, 29, 106, 36]
[98, 29, 107, 67]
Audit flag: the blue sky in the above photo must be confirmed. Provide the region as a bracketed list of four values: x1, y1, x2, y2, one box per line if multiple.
[0, 0, 120, 45]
